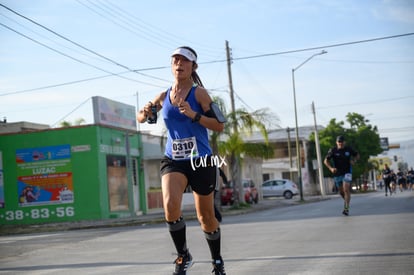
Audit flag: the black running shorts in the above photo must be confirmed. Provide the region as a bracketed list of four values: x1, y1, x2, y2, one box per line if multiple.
[160, 156, 218, 195]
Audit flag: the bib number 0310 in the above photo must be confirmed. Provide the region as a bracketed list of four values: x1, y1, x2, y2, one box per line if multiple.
[172, 137, 198, 160]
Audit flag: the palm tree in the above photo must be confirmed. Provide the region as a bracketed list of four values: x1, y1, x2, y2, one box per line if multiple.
[157, 95, 277, 206]
[211, 96, 277, 206]
[367, 158, 380, 190]
[58, 118, 86, 128]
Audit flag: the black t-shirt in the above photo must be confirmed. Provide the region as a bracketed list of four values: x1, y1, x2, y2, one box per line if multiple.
[397, 171, 405, 183]
[325, 146, 358, 176]
[382, 167, 392, 180]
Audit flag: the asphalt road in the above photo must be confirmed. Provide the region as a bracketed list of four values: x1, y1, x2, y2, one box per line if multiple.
[0, 191, 413, 274]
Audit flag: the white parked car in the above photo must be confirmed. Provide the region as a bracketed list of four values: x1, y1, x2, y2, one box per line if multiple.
[262, 179, 299, 199]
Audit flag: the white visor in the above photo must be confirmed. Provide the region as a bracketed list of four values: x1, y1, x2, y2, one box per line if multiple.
[171, 47, 197, 63]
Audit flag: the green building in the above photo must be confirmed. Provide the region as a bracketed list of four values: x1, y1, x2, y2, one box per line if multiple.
[0, 96, 149, 225]
[0, 124, 145, 225]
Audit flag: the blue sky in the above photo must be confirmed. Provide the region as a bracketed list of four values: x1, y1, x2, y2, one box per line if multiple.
[1, 0, 413, 162]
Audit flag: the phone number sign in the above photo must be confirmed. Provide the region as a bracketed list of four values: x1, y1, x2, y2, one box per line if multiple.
[0, 206, 75, 221]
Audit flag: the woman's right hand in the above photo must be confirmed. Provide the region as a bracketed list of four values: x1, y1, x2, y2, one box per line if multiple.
[137, 102, 153, 123]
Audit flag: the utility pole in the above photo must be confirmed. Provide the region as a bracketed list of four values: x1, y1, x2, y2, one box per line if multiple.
[225, 40, 242, 205]
[136, 91, 146, 214]
[225, 40, 237, 133]
[312, 101, 325, 196]
[287, 127, 293, 180]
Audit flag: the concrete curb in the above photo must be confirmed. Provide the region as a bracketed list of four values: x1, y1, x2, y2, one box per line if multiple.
[0, 196, 330, 235]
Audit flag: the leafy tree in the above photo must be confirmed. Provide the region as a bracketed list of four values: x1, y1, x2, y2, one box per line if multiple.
[308, 112, 383, 185]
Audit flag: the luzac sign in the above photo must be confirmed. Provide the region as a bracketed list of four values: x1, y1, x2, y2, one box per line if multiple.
[16, 144, 74, 207]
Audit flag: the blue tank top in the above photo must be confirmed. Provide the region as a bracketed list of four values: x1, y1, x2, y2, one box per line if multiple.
[162, 86, 212, 160]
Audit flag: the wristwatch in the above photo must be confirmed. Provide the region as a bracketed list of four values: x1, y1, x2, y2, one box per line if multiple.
[192, 113, 202, 123]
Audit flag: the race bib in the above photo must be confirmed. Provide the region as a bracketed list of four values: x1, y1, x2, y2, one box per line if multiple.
[344, 173, 352, 182]
[171, 136, 199, 160]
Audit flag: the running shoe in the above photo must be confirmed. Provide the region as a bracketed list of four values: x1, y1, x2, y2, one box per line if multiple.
[173, 250, 193, 275]
[342, 205, 349, 216]
[211, 257, 226, 275]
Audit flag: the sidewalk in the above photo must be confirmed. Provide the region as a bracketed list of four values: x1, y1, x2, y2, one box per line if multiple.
[0, 195, 328, 235]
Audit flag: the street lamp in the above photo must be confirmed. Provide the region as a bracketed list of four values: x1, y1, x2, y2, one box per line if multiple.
[292, 50, 327, 201]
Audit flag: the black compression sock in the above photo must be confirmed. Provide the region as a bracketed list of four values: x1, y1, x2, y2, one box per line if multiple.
[167, 216, 187, 255]
[205, 228, 221, 260]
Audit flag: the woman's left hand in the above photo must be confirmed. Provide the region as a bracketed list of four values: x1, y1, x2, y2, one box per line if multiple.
[178, 98, 195, 118]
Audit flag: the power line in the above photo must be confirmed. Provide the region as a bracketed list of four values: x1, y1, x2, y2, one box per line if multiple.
[2, 2, 413, 99]
[0, 64, 173, 96]
[371, 114, 414, 121]
[52, 97, 91, 127]
[318, 95, 414, 110]
[79, 0, 223, 58]
[0, 22, 153, 86]
[379, 127, 414, 133]
[0, 13, 100, 62]
[0, 3, 170, 84]
[3, 1, 414, 67]
[230, 33, 414, 61]
[77, 0, 174, 51]
[2, 31, 413, 97]
[0, 71, 166, 97]
[0, 3, 129, 69]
